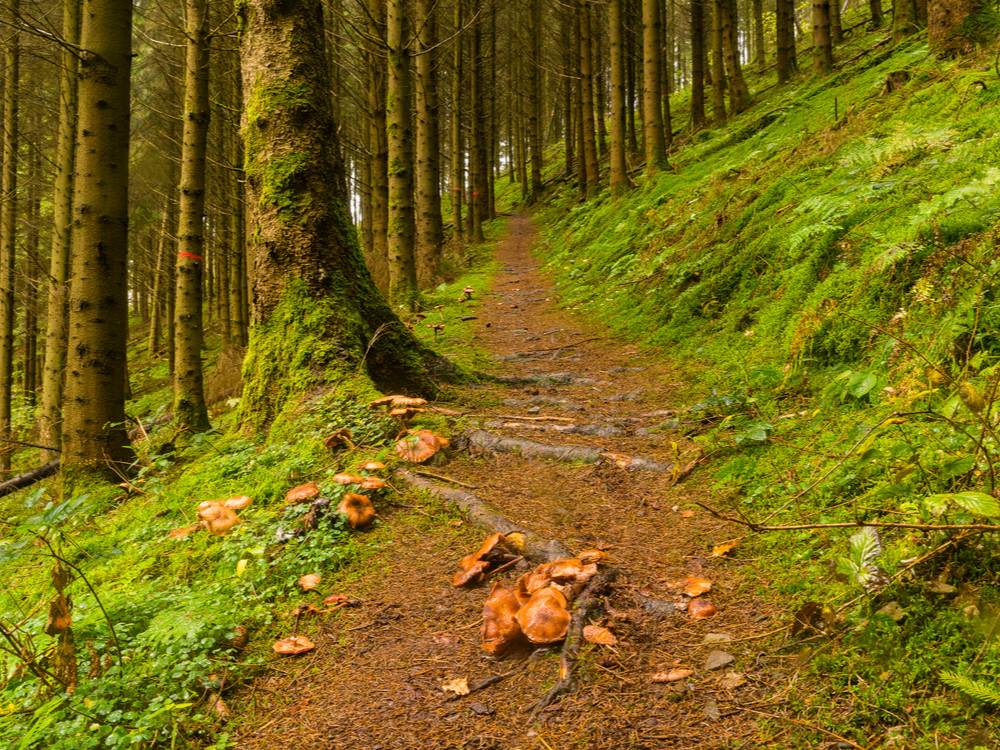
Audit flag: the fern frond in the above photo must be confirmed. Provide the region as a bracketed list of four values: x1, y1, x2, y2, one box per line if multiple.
[940, 671, 1000, 708]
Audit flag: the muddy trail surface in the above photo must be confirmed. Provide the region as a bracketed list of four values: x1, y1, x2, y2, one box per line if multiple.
[234, 216, 794, 749]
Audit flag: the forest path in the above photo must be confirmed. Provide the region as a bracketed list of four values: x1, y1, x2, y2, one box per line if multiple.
[233, 215, 788, 749]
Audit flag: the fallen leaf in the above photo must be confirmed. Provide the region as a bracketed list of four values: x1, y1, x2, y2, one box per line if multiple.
[704, 650, 735, 671]
[719, 671, 747, 690]
[703, 698, 721, 720]
[583, 625, 618, 646]
[432, 632, 457, 645]
[651, 668, 694, 683]
[688, 598, 718, 619]
[681, 509, 696, 518]
[711, 539, 738, 557]
[702, 632, 733, 644]
[441, 677, 470, 695]
[272, 635, 315, 655]
[680, 576, 713, 597]
[298, 574, 321, 591]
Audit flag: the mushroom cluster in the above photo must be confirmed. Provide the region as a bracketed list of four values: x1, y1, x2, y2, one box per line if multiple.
[169, 495, 252, 538]
[394, 429, 450, 463]
[284, 460, 389, 533]
[452, 536, 608, 656]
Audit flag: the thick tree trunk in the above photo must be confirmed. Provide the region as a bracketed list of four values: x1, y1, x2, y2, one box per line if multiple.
[776, 0, 798, 83]
[62, 0, 134, 476]
[172, 0, 212, 432]
[642, 0, 667, 174]
[752, 0, 766, 66]
[691, 0, 708, 127]
[238, 0, 441, 428]
[608, 0, 631, 193]
[870, 0, 883, 26]
[929, 0, 982, 54]
[711, 0, 726, 124]
[830, 0, 843, 42]
[38, 0, 80, 460]
[0, 0, 18, 474]
[894, 0, 920, 39]
[415, 0, 443, 288]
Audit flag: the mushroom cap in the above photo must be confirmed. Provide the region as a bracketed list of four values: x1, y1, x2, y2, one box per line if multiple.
[332, 473, 365, 485]
[578, 549, 609, 565]
[357, 460, 387, 471]
[481, 582, 523, 656]
[391, 396, 428, 408]
[452, 552, 490, 587]
[197, 499, 221, 513]
[272, 635, 315, 655]
[389, 406, 426, 419]
[224, 495, 253, 511]
[474, 532, 508, 562]
[360, 476, 387, 491]
[688, 598, 718, 619]
[463, 286, 475, 293]
[298, 574, 322, 591]
[198, 503, 242, 536]
[285, 483, 321, 504]
[548, 558, 598, 585]
[368, 395, 398, 409]
[323, 428, 354, 450]
[337, 493, 376, 529]
[394, 429, 450, 463]
[517, 562, 557, 598]
[515, 587, 571, 644]
[680, 576, 713, 598]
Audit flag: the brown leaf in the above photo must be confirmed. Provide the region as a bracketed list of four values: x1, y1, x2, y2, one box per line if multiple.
[680, 576, 713, 597]
[719, 671, 747, 690]
[711, 539, 738, 557]
[45, 594, 71, 636]
[290, 603, 320, 617]
[272, 635, 315, 655]
[298, 574, 321, 591]
[681, 509, 696, 518]
[441, 677, 470, 695]
[582, 625, 618, 646]
[651, 668, 694, 683]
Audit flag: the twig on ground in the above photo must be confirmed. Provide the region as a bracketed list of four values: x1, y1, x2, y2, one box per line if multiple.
[443, 670, 518, 702]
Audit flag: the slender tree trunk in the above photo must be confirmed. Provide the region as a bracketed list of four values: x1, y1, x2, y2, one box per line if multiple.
[625, 3, 638, 154]
[579, 0, 600, 194]
[386, 0, 418, 309]
[366, 0, 389, 292]
[469, 3, 486, 242]
[830, 0, 843, 42]
[415, 0, 443, 288]
[527, 0, 543, 202]
[691, 0, 708, 127]
[752, 0, 766, 66]
[594, 10, 608, 160]
[813, 0, 834, 73]
[609, 0, 631, 192]
[870, 0, 883, 27]
[39, 0, 80, 460]
[0, 0, 19, 474]
[642, 0, 667, 174]
[562, 9, 575, 179]
[711, 0, 727, 124]
[721, 0, 749, 113]
[450, 0, 464, 245]
[776, 0, 798, 83]
[62, 0, 134, 476]
[172, 0, 212, 432]
[894, 0, 920, 39]
[22, 144, 41, 405]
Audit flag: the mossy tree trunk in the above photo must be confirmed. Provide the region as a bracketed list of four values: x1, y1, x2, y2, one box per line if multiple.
[62, 0, 134, 476]
[38, 0, 79, 461]
[414, 0, 443, 289]
[711, 0, 727, 124]
[365, 0, 389, 293]
[561, 7, 575, 178]
[238, 0, 442, 430]
[450, 0, 464, 244]
[752, 0, 766, 66]
[172, 0, 211, 432]
[609, 0, 632, 193]
[642, 0, 668, 174]
[0, 0, 18, 475]
[870, 0, 884, 26]
[720, 0, 748, 114]
[929, 0, 985, 54]
[894, 0, 920, 39]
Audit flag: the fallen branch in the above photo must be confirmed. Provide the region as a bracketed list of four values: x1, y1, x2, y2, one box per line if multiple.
[0, 460, 60, 499]
[530, 567, 618, 716]
[695, 502, 1000, 534]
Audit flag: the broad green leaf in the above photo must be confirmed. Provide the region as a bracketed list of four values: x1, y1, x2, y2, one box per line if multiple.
[925, 491, 1000, 519]
[849, 526, 881, 574]
[848, 372, 878, 398]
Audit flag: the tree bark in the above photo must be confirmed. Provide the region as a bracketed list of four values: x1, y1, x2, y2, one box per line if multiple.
[711, 0, 726, 124]
[62, 0, 134, 476]
[469, 3, 487, 242]
[869, 0, 883, 27]
[0, 0, 19, 474]
[642, 0, 667, 174]
[366, 0, 389, 292]
[172, 0, 212, 432]
[238, 0, 442, 429]
[928, 0, 982, 54]
[720, 0, 749, 114]
[812, 0, 834, 74]
[690, 0, 708, 127]
[776, 0, 798, 83]
[608, 0, 631, 193]
[894, 0, 920, 39]
[414, 0, 443, 288]
[527, 0, 544, 202]
[752, 0, 766, 66]
[579, 0, 600, 194]
[38, 0, 80, 460]
[450, 0, 464, 244]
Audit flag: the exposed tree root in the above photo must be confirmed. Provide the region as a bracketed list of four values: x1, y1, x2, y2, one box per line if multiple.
[529, 567, 619, 717]
[394, 469, 573, 563]
[465, 429, 604, 464]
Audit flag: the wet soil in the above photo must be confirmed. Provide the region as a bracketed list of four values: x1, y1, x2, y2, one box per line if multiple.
[232, 215, 795, 749]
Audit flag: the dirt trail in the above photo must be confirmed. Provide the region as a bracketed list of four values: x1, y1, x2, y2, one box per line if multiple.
[234, 216, 789, 749]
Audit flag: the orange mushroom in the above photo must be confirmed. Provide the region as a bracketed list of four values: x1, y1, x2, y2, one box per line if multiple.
[578, 550, 609, 565]
[515, 587, 571, 644]
[394, 429, 450, 463]
[337, 493, 376, 529]
[272, 635, 315, 655]
[452, 553, 490, 587]
[332, 473, 364, 486]
[198, 503, 242, 536]
[357, 460, 387, 471]
[322, 428, 355, 451]
[224, 495, 253, 511]
[285, 483, 321, 504]
[360, 476, 387, 491]
[481, 582, 523, 656]
[688, 598, 718, 619]
[298, 574, 322, 591]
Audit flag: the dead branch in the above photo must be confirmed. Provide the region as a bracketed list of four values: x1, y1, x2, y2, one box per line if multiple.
[0, 460, 60, 499]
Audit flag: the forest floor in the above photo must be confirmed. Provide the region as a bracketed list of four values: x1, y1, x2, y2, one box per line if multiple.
[231, 215, 806, 749]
